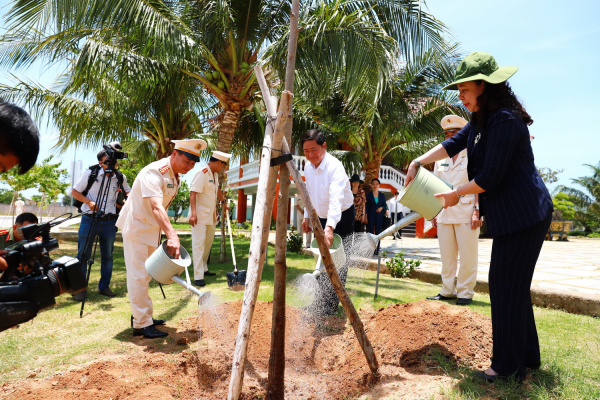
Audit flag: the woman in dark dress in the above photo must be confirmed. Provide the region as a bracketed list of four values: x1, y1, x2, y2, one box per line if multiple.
[365, 178, 388, 254]
[405, 52, 552, 382]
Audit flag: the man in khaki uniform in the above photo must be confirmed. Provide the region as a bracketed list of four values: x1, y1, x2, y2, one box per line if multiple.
[116, 139, 207, 338]
[189, 150, 231, 287]
[427, 115, 482, 306]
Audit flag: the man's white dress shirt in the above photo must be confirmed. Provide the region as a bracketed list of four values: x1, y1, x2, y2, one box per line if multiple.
[303, 153, 354, 229]
[74, 167, 131, 214]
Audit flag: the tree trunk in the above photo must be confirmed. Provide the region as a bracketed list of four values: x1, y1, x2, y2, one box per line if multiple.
[363, 156, 383, 189]
[267, 1, 300, 397]
[217, 109, 242, 262]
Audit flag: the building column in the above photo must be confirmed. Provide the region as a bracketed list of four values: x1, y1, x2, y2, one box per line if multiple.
[237, 189, 247, 222]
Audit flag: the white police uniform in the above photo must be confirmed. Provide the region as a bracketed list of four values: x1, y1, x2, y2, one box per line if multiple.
[434, 115, 480, 300]
[116, 157, 179, 329]
[190, 163, 219, 281]
[189, 151, 231, 281]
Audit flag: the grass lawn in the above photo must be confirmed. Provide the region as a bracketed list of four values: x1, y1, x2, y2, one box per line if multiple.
[0, 236, 598, 399]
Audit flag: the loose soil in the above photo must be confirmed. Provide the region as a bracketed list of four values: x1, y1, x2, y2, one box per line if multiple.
[1, 300, 492, 399]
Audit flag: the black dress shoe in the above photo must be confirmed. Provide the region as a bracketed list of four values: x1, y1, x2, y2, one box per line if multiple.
[204, 271, 216, 276]
[194, 279, 206, 287]
[132, 325, 168, 338]
[475, 370, 498, 383]
[99, 288, 116, 297]
[131, 316, 167, 328]
[456, 298, 473, 305]
[426, 293, 456, 301]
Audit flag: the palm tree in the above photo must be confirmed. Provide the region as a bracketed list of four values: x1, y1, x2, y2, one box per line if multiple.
[313, 50, 466, 185]
[558, 162, 600, 232]
[0, 0, 450, 157]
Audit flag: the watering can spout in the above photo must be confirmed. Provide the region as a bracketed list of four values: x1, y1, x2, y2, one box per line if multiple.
[365, 212, 422, 250]
[172, 275, 212, 305]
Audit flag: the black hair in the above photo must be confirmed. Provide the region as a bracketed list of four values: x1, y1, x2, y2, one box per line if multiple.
[301, 129, 326, 146]
[371, 178, 381, 185]
[0, 102, 40, 174]
[97, 149, 107, 161]
[209, 157, 219, 163]
[15, 212, 38, 225]
[471, 81, 533, 130]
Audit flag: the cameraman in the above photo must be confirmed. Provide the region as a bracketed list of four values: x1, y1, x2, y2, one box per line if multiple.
[0, 212, 39, 250]
[71, 149, 131, 300]
[0, 102, 40, 271]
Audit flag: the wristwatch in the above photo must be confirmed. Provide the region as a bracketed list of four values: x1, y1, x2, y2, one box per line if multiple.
[221, 200, 227, 204]
[413, 160, 422, 167]
[474, 205, 480, 210]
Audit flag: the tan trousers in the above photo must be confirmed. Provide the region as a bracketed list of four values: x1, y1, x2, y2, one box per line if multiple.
[191, 223, 216, 280]
[437, 222, 480, 299]
[123, 236, 156, 329]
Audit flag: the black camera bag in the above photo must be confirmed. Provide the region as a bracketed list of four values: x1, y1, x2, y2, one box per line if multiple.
[73, 165, 126, 213]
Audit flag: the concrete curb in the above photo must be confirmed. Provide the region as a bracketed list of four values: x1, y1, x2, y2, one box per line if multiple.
[300, 248, 600, 317]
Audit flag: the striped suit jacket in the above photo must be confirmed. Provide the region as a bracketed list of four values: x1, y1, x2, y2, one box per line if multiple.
[442, 107, 553, 237]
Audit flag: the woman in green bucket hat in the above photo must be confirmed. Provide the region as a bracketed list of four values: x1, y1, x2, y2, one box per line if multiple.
[405, 52, 553, 382]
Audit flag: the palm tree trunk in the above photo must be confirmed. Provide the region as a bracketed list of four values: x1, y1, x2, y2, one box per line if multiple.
[364, 156, 383, 189]
[217, 109, 242, 262]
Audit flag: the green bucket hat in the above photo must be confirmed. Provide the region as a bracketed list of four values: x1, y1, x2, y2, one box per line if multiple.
[443, 52, 518, 90]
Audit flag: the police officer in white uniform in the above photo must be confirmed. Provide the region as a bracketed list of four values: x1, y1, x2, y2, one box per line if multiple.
[116, 139, 207, 338]
[427, 115, 482, 306]
[188, 150, 231, 287]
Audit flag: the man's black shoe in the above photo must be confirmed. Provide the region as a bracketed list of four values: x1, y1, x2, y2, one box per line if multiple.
[130, 316, 167, 328]
[99, 288, 116, 297]
[456, 298, 473, 305]
[132, 325, 168, 338]
[194, 279, 206, 287]
[426, 293, 456, 301]
[204, 271, 216, 276]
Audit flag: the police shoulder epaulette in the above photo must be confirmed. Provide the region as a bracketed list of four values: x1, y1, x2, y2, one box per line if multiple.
[0, 229, 8, 236]
[159, 165, 171, 175]
[202, 167, 209, 173]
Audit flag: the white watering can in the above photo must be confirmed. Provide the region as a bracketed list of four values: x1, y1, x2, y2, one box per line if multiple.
[310, 233, 346, 277]
[145, 241, 211, 305]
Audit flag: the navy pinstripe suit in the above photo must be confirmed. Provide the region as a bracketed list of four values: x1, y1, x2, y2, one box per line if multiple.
[443, 107, 553, 379]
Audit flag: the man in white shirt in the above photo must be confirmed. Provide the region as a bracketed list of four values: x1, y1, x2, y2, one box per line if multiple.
[426, 115, 482, 306]
[301, 129, 355, 315]
[14, 197, 25, 216]
[72, 148, 131, 300]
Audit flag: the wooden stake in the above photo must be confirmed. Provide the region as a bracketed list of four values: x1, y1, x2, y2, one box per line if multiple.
[282, 138, 380, 377]
[227, 68, 294, 400]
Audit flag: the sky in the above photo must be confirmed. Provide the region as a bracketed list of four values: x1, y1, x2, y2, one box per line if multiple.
[1, 0, 599, 198]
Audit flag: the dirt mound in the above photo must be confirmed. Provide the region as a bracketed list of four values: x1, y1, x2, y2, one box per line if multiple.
[1, 300, 492, 400]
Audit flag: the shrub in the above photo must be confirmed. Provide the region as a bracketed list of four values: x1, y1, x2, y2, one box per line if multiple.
[287, 229, 303, 253]
[386, 250, 421, 278]
[552, 192, 576, 220]
[243, 221, 252, 230]
[568, 230, 587, 236]
[587, 232, 600, 238]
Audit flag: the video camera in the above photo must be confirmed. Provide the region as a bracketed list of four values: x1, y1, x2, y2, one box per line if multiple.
[0, 221, 86, 332]
[103, 142, 128, 168]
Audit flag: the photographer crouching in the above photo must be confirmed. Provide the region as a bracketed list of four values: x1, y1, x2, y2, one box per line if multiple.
[71, 147, 131, 300]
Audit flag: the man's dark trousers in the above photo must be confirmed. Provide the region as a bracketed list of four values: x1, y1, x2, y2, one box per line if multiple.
[312, 205, 355, 315]
[77, 214, 118, 291]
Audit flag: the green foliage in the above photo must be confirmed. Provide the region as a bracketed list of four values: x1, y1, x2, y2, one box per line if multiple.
[587, 232, 600, 238]
[552, 192, 575, 220]
[558, 161, 600, 232]
[117, 158, 143, 187]
[0, 156, 69, 212]
[169, 181, 189, 223]
[539, 167, 564, 185]
[243, 221, 252, 230]
[62, 195, 73, 206]
[286, 229, 303, 253]
[386, 250, 421, 278]
[0, 188, 15, 204]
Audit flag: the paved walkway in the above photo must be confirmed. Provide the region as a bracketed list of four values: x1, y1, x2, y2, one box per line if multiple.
[377, 236, 600, 297]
